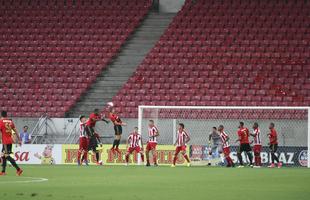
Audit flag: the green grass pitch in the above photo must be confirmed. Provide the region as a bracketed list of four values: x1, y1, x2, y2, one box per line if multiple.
[0, 165, 309, 200]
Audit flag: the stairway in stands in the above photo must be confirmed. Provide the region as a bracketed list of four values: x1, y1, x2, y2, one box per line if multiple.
[68, 11, 175, 117]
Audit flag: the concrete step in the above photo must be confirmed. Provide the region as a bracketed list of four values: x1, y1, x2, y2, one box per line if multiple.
[85, 96, 119, 101]
[106, 66, 137, 72]
[80, 91, 117, 97]
[74, 101, 107, 106]
[86, 88, 121, 93]
[101, 76, 130, 81]
[99, 71, 134, 77]
[68, 11, 176, 117]
[94, 81, 127, 87]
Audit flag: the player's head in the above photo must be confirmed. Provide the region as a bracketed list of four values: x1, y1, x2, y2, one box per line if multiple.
[218, 125, 224, 131]
[178, 123, 185, 130]
[148, 119, 154, 127]
[79, 115, 86, 123]
[133, 127, 138, 133]
[23, 125, 29, 132]
[109, 107, 115, 113]
[269, 122, 275, 129]
[94, 108, 99, 115]
[239, 121, 244, 128]
[212, 127, 217, 131]
[253, 122, 259, 129]
[1, 110, 7, 118]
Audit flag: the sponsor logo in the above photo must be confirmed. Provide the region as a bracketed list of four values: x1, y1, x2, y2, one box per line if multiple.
[62, 145, 188, 165]
[298, 150, 308, 167]
[14, 151, 30, 162]
[190, 145, 307, 166]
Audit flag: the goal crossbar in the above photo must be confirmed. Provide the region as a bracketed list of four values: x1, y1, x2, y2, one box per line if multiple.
[139, 106, 309, 110]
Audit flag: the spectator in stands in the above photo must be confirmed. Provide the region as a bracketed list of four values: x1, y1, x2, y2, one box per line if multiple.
[20, 126, 31, 144]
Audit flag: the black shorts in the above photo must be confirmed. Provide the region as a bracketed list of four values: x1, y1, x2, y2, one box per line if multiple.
[2, 144, 13, 155]
[114, 125, 122, 135]
[269, 144, 278, 153]
[238, 143, 252, 153]
[88, 136, 98, 152]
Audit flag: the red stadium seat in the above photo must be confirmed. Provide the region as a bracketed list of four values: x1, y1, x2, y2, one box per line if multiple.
[0, 0, 152, 117]
[109, 0, 309, 118]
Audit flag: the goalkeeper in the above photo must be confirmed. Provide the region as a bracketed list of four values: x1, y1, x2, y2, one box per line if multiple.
[207, 127, 221, 166]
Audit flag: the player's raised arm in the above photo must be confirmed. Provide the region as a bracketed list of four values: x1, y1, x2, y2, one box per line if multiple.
[101, 117, 109, 124]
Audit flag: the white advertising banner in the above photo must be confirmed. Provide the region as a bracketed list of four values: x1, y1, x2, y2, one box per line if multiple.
[12, 144, 62, 165]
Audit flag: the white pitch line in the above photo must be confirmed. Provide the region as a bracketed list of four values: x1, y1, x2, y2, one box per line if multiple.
[0, 176, 48, 184]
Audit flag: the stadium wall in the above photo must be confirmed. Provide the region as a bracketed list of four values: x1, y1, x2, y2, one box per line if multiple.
[12, 118, 308, 147]
[12, 117, 79, 137]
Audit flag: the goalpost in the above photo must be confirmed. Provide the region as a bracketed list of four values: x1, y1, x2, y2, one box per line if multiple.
[138, 106, 310, 168]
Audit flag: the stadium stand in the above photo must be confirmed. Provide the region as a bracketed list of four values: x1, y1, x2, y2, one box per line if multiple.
[0, 0, 152, 117]
[68, 11, 175, 117]
[111, 0, 310, 118]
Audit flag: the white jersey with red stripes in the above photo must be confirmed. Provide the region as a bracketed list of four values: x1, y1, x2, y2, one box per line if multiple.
[176, 129, 189, 147]
[79, 122, 87, 138]
[220, 131, 230, 148]
[253, 128, 261, 145]
[148, 126, 159, 143]
[128, 132, 141, 148]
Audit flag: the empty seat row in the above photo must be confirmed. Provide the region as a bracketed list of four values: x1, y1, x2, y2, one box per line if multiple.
[110, 0, 309, 119]
[0, 0, 152, 117]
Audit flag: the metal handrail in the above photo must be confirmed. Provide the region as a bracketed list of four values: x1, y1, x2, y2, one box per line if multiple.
[64, 118, 80, 144]
[31, 114, 48, 144]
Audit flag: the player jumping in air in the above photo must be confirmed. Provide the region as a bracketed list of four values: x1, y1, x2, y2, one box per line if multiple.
[268, 123, 282, 168]
[250, 122, 262, 168]
[146, 120, 159, 166]
[0, 111, 23, 176]
[109, 107, 126, 155]
[171, 123, 191, 167]
[218, 125, 234, 167]
[208, 127, 221, 166]
[85, 108, 109, 165]
[236, 122, 253, 168]
[125, 127, 144, 166]
[77, 115, 89, 166]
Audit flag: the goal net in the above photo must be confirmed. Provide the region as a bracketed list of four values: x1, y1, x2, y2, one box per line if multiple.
[138, 106, 309, 168]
